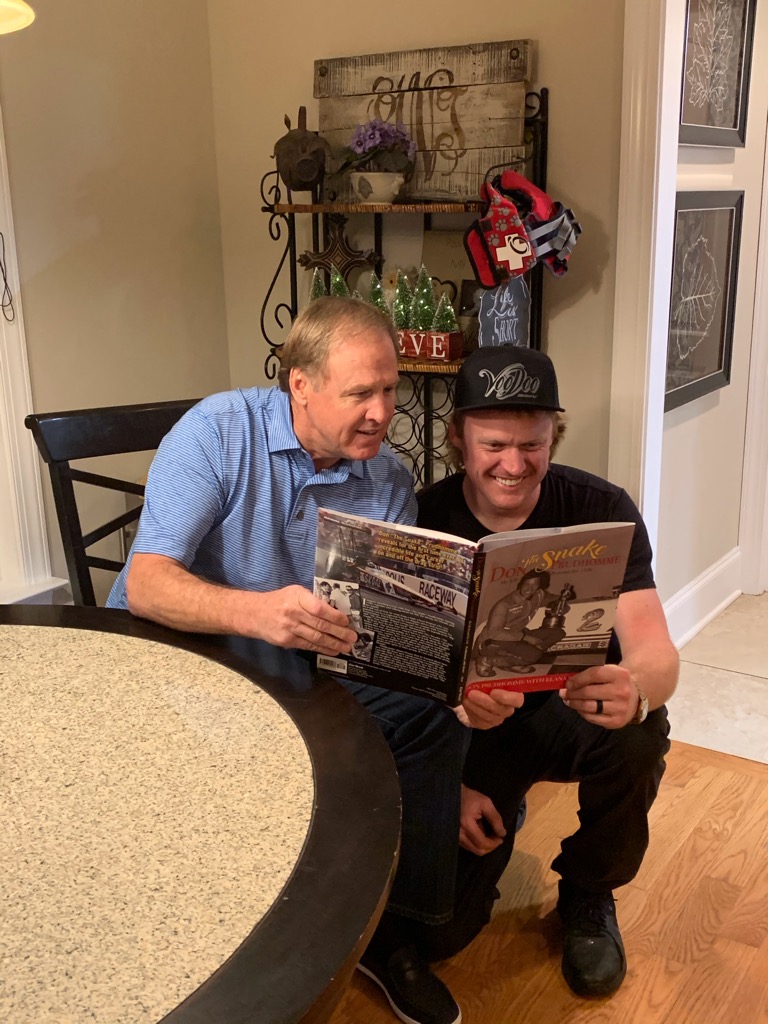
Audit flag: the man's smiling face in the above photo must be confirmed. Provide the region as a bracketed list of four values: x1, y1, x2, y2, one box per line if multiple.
[450, 409, 554, 529]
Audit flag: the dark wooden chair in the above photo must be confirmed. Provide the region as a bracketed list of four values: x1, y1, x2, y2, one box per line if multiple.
[25, 399, 199, 606]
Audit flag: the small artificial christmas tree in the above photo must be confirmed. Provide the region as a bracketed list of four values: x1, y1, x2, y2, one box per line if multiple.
[330, 264, 350, 297]
[409, 265, 437, 330]
[392, 270, 413, 330]
[431, 292, 459, 332]
[368, 271, 390, 316]
[309, 267, 328, 300]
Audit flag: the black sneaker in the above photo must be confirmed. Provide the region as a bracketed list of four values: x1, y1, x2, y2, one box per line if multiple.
[557, 880, 627, 997]
[357, 944, 461, 1024]
[515, 796, 527, 834]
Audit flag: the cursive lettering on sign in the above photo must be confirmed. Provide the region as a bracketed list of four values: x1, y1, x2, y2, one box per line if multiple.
[369, 69, 468, 181]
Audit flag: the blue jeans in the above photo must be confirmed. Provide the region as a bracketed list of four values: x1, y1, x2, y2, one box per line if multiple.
[339, 679, 470, 925]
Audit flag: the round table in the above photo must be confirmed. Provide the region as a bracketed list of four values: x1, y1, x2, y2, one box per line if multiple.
[0, 604, 401, 1024]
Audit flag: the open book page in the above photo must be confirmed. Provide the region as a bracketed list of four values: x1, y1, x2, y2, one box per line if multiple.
[314, 508, 477, 704]
[464, 522, 635, 695]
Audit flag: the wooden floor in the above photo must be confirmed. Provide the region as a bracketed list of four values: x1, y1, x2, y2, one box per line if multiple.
[329, 741, 768, 1024]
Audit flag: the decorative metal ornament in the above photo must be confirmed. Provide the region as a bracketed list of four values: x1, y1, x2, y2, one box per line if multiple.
[297, 214, 377, 283]
[273, 106, 331, 193]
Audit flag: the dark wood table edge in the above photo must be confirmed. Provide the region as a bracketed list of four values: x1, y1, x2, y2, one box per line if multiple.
[1, 604, 402, 1024]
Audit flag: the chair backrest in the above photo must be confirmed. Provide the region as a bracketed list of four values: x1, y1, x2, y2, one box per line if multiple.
[25, 399, 199, 606]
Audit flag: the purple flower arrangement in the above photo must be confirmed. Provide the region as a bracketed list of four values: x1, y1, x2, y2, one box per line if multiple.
[338, 118, 417, 176]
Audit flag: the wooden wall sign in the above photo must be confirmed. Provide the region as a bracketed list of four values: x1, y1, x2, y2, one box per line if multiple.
[315, 40, 531, 201]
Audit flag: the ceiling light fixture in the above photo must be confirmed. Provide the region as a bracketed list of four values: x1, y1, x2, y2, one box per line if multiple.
[0, 0, 35, 35]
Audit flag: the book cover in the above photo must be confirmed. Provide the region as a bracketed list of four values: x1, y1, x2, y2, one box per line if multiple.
[314, 509, 634, 706]
[462, 523, 635, 696]
[314, 509, 475, 704]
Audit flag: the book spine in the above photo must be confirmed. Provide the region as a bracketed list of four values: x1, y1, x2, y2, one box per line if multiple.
[457, 550, 485, 702]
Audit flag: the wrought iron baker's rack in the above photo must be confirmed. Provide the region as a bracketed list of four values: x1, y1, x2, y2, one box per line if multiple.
[259, 89, 549, 487]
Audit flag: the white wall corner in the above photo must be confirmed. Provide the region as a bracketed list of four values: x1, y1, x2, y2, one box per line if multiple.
[663, 547, 742, 648]
[0, 103, 62, 598]
[609, 0, 686, 561]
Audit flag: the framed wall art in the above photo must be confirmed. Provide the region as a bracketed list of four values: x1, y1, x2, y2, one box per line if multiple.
[665, 191, 743, 412]
[679, 0, 756, 146]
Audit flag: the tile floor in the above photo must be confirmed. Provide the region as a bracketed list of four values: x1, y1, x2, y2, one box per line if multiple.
[670, 592, 768, 764]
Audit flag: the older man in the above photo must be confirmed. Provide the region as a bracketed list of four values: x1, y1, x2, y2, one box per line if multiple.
[108, 297, 518, 1024]
[417, 345, 678, 998]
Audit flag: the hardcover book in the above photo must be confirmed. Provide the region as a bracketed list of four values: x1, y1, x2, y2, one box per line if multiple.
[314, 508, 634, 706]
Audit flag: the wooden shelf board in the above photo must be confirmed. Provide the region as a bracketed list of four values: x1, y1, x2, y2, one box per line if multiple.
[397, 359, 463, 375]
[272, 202, 483, 215]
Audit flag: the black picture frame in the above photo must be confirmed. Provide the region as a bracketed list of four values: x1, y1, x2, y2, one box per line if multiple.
[679, 0, 756, 147]
[665, 191, 743, 412]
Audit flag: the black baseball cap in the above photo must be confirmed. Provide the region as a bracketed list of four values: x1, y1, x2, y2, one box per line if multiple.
[455, 345, 564, 413]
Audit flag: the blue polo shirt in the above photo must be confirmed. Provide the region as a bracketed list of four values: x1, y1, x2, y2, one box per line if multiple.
[107, 387, 416, 608]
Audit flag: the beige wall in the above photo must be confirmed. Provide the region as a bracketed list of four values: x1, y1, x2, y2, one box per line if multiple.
[0, 0, 228, 413]
[207, 0, 625, 476]
[2, 1, 761, 617]
[0, 0, 229, 597]
[655, 2, 768, 603]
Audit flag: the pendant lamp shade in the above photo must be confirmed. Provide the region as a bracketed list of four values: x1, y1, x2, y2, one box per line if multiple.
[0, 0, 35, 34]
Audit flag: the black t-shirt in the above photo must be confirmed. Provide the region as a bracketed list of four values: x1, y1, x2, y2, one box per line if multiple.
[416, 464, 655, 696]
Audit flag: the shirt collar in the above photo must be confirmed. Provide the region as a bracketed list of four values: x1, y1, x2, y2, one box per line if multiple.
[266, 388, 367, 478]
[267, 389, 303, 454]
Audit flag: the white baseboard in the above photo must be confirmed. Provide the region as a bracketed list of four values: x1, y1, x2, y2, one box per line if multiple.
[663, 548, 742, 649]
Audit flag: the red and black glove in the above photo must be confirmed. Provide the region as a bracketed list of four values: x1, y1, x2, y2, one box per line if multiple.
[463, 183, 536, 287]
[493, 169, 582, 278]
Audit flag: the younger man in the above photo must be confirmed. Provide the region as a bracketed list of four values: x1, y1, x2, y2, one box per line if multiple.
[417, 345, 678, 997]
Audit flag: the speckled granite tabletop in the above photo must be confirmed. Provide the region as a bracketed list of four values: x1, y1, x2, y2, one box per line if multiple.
[0, 624, 314, 1024]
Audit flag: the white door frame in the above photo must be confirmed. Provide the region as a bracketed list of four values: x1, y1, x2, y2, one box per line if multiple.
[738, 111, 768, 595]
[608, 0, 686, 560]
[612, 0, 767, 599]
